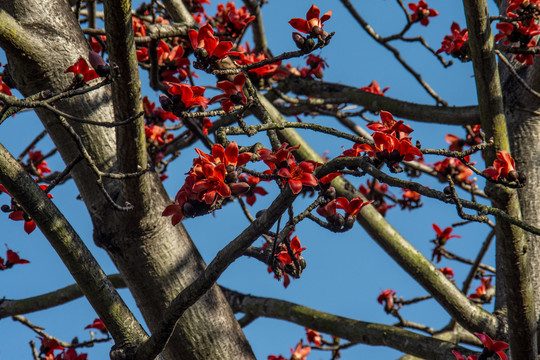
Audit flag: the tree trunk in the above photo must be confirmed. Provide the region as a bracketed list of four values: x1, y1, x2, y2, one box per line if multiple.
[0, 1, 255, 359]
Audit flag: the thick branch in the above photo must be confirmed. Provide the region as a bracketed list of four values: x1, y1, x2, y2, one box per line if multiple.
[464, 0, 537, 357]
[0, 274, 126, 319]
[278, 77, 480, 125]
[0, 143, 147, 348]
[103, 0, 148, 207]
[221, 287, 478, 360]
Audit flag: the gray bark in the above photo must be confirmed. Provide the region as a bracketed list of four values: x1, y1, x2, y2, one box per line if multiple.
[0, 1, 255, 359]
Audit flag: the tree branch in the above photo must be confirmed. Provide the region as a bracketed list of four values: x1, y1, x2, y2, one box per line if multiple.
[0, 143, 147, 348]
[278, 77, 480, 125]
[221, 287, 478, 360]
[463, 0, 537, 357]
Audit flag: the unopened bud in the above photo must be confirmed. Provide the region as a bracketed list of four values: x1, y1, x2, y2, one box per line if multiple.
[195, 47, 209, 60]
[88, 51, 109, 77]
[292, 32, 305, 49]
[324, 186, 336, 200]
[230, 181, 250, 195]
[1, 204, 11, 212]
[159, 94, 173, 112]
[344, 214, 355, 229]
[182, 202, 196, 217]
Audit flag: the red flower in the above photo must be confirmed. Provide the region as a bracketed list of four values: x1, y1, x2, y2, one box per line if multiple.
[27, 149, 52, 176]
[84, 318, 107, 334]
[360, 80, 389, 96]
[399, 189, 422, 210]
[474, 332, 508, 360]
[268, 356, 288, 360]
[289, 5, 332, 36]
[38, 336, 65, 356]
[436, 22, 469, 57]
[469, 277, 493, 301]
[215, 2, 255, 34]
[65, 58, 99, 83]
[235, 51, 288, 78]
[167, 83, 209, 110]
[257, 143, 300, 171]
[366, 111, 413, 137]
[431, 157, 473, 184]
[0, 75, 12, 96]
[377, 289, 396, 313]
[276, 235, 306, 266]
[6, 248, 29, 265]
[192, 163, 231, 205]
[61, 348, 88, 360]
[209, 72, 248, 113]
[305, 328, 322, 347]
[290, 340, 311, 360]
[452, 351, 478, 360]
[432, 223, 461, 244]
[157, 40, 190, 67]
[494, 22, 516, 46]
[483, 150, 517, 181]
[304, 54, 328, 78]
[408, 1, 439, 26]
[278, 158, 319, 194]
[439, 267, 454, 279]
[189, 24, 238, 61]
[354, 132, 422, 167]
[145, 124, 173, 145]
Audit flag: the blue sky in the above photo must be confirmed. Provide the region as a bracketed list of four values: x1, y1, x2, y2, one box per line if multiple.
[0, 1, 500, 359]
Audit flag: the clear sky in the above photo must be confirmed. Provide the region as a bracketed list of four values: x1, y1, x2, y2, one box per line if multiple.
[0, 1, 499, 359]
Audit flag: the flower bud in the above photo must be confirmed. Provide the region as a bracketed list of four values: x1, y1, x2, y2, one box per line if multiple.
[88, 51, 110, 77]
[195, 47, 208, 60]
[292, 32, 305, 49]
[182, 202, 196, 217]
[344, 214, 355, 229]
[225, 169, 238, 184]
[230, 181, 250, 195]
[159, 94, 173, 112]
[311, 26, 323, 36]
[1, 204, 11, 213]
[324, 186, 336, 200]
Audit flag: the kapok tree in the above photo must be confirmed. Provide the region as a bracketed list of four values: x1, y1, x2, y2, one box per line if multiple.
[0, 0, 538, 359]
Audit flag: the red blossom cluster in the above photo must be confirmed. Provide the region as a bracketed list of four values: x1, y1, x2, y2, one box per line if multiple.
[64, 58, 100, 83]
[38, 336, 88, 360]
[214, 2, 256, 39]
[264, 234, 307, 288]
[0, 64, 12, 95]
[439, 267, 454, 280]
[162, 141, 252, 225]
[343, 111, 422, 170]
[237, 174, 268, 206]
[189, 24, 240, 68]
[436, 22, 469, 60]
[398, 188, 422, 210]
[408, 1, 439, 26]
[258, 143, 320, 195]
[235, 48, 288, 79]
[431, 156, 474, 185]
[495, 19, 540, 65]
[289, 5, 332, 39]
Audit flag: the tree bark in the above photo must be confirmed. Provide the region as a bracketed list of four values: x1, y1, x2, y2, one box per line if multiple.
[0, 1, 255, 359]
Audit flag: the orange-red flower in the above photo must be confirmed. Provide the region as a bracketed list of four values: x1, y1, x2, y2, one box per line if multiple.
[432, 223, 461, 244]
[84, 318, 108, 334]
[65, 58, 99, 82]
[469, 277, 492, 301]
[436, 22, 469, 58]
[366, 111, 413, 137]
[209, 73, 248, 113]
[167, 83, 209, 110]
[360, 80, 389, 96]
[289, 5, 332, 36]
[290, 340, 311, 360]
[483, 150, 516, 181]
[192, 163, 231, 205]
[452, 351, 478, 360]
[354, 132, 422, 167]
[0, 75, 12, 96]
[377, 289, 396, 313]
[278, 158, 319, 194]
[257, 143, 300, 171]
[305, 328, 322, 347]
[189, 24, 238, 62]
[408, 1, 439, 26]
